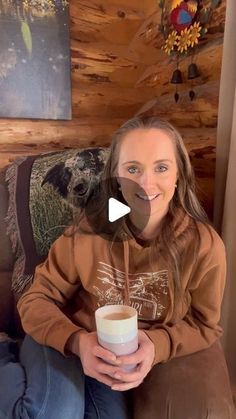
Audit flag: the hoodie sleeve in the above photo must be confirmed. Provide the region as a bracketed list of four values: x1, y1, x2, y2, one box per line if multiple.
[144, 227, 226, 365]
[17, 229, 83, 355]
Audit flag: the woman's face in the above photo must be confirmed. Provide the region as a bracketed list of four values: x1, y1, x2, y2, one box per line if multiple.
[117, 128, 178, 219]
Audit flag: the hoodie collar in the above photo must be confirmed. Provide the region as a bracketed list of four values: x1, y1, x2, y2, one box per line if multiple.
[123, 208, 190, 249]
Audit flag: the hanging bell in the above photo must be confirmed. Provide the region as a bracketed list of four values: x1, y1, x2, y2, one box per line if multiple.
[171, 69, 183, 84]
[174, 92, 180, 102]
[188, 63, 200, 80]
[189, 90, 196, 101]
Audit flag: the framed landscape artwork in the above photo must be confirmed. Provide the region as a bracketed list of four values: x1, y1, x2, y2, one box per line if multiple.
[0, 0, 71, 120]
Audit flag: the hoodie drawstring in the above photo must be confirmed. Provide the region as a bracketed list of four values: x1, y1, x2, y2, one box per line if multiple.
[123, 240, 130, 306]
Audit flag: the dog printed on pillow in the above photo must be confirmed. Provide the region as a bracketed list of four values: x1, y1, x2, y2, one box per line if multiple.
[41, 148, 108, 208]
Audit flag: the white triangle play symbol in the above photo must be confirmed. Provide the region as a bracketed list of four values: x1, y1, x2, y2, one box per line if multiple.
[108, 198, 131, 222]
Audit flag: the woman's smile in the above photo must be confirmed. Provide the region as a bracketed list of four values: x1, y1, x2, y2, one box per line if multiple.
[135, 192, 161, 201]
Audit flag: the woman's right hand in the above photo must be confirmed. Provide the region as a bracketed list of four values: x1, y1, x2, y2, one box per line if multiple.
[67, 330, 122, 387]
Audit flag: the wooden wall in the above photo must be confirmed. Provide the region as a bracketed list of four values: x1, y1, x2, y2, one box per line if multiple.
[0, 0, 226, 217]
[0, 0, 156, 167]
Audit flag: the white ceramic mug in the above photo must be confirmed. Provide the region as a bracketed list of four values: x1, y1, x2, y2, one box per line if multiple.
[95, 304, 138, 370]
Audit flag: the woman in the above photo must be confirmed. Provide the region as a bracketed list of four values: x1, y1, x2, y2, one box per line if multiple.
[0, 117, 235, 419]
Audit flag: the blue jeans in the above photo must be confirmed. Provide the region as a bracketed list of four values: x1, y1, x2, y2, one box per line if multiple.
[0, 335, 130, 419]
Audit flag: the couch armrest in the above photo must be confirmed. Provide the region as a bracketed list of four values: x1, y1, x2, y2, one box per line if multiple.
[0, 169, 15, 272]
[0, 271, 14, 332]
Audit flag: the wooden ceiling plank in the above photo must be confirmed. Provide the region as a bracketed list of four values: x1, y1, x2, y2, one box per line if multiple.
[70, 0, 158, 23]
[70, 0, 144, 30]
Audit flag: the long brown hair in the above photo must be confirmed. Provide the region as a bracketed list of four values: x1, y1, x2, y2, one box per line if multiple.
[74, 116, 209, 311]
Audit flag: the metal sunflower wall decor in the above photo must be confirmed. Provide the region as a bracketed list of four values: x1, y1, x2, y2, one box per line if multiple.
[158, 0, 221, 102]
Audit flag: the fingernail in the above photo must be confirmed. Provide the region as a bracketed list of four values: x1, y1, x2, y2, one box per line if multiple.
[114, 373, 121, 379]
[110, 358, 121, 365]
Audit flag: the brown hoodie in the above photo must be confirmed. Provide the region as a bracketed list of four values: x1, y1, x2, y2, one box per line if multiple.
[17, 213, 226, 365]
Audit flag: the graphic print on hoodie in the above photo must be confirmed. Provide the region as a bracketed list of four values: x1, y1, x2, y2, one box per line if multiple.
[93, 261, 169, 320]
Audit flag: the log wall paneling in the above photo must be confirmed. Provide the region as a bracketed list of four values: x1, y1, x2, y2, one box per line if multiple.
[0, 0, 226, 218]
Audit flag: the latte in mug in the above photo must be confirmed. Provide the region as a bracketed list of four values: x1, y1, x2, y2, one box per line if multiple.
[103, 312, 132, 321]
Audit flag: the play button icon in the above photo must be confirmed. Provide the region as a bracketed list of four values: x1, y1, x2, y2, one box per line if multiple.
[108, 198, 131, 222]
[84, 176, 150, 242]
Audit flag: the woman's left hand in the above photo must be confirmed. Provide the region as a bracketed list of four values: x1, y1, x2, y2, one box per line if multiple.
[111, 330, 155, 391]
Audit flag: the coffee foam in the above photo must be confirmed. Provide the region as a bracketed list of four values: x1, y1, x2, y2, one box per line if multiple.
[95, 305, 137, 336]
